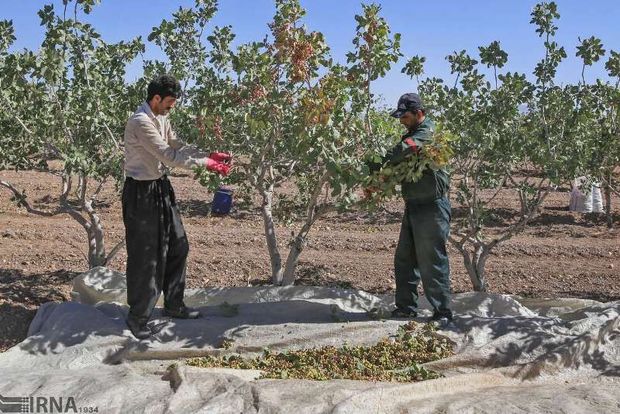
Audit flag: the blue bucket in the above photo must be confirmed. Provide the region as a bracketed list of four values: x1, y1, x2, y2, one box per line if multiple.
[211, 186, 233, 215]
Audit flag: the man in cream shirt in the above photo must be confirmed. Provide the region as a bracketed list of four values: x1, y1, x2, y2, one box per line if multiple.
[123, 74, 231, 339]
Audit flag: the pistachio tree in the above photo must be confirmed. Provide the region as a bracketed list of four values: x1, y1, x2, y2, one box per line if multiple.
[146, 0, 401, 285]
[598, 51, 620, 227]
[0, 0, 144, 267]
[400, 2, 596, 291]
[574, 37, 620, 227]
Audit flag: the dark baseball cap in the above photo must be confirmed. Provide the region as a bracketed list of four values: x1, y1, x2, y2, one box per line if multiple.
[390, 93, 424, 118]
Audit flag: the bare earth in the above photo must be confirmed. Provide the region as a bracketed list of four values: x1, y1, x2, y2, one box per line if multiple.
[1, 167, 619, 351]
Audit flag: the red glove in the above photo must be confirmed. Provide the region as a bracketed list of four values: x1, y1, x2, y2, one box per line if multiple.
[209, 152, 232, 164]
[205, 158, 231, 176]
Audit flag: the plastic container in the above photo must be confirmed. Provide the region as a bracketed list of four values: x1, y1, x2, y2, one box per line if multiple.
[211, 186, 233, 215]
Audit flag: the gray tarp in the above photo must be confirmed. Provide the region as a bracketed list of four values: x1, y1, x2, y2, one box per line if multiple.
[1, 267, 618, 413]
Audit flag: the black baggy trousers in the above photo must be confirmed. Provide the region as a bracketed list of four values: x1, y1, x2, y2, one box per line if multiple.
[122, 175, 189, 322]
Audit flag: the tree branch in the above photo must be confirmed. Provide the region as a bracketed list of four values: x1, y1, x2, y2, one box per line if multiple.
[105, 238, 126, 264]
[0, 180, 56, 217]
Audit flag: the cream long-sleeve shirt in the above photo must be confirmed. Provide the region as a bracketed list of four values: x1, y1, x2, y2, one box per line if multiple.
[123, 102, 208, 180]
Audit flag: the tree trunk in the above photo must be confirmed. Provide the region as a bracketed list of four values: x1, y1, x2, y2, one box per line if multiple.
[85, 205, 107, 268]
[76, 174, 85, 199]
[260, 186, 283, 284]
[282, 219, 315, 286]
[460, 245, 488, 292]
[475, 247, 491, 291]
[281, 171, 331, 285]
[78, 176, 104, 268]
[605, 172, 613, 229]
[84, 211, 125, 268]
[4, 174, 119, 269]
[282, 234, 305, 286]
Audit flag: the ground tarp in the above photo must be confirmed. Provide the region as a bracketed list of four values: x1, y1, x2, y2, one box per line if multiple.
[0, 266, 618, 413]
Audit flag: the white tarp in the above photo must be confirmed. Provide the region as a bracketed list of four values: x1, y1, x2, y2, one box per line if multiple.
[1, 266, 618, 413]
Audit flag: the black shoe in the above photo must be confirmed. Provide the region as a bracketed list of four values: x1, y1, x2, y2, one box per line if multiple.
[163, 305, 201, 319]
[126, 317, 152, 340]
[390, 308, 417, 318]
[430, 310, 454, 328]
[431, 310, 453, 321]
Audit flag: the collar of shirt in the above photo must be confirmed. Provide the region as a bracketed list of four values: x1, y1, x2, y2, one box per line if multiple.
[140, 101, 165, 131]
[140, 101, 155, 118]
[403, 117, 433, 138]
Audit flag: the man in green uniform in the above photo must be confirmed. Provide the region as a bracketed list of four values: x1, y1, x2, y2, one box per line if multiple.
[368, 93, 453, 322]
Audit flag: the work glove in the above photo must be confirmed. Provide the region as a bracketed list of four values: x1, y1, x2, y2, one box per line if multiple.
[209, 152, 233, 164]
[205, 157, 231, 176]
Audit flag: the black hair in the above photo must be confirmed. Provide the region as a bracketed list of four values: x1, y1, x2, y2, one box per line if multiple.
[147, 74, 182, 102]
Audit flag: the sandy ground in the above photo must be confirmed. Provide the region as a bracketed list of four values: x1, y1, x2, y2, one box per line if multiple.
[1, 167, 618, 351]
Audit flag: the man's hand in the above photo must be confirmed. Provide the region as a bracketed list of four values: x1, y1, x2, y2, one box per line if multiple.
[209, 152, 232, 164]
[205, 158, 231, 176]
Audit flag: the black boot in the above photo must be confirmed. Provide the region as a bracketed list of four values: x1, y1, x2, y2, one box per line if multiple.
[430, 310, 454, 328]
[390, 307, 418, 318]
[163, 305, 201, 319]
[431, 310, 453, 321]
[126, 317, 151, 340]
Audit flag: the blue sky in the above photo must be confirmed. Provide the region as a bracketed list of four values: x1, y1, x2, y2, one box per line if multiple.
[3, 1, 620, 106]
